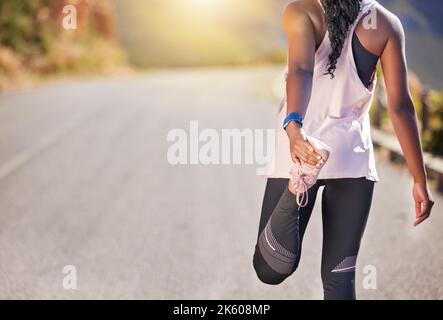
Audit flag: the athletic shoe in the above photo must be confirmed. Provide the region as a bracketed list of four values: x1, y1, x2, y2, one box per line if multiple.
[289, 136, 332, 209]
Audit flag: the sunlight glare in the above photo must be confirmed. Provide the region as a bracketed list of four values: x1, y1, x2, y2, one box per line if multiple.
[187, 0, 225, 12]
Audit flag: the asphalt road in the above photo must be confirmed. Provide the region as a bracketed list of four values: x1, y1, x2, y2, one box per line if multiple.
[0, 66, 441, 299]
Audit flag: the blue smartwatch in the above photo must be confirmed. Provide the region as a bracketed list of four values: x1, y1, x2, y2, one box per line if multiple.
[283, 112, 304, 130]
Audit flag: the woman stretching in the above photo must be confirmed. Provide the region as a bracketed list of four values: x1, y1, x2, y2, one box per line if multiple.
[253, 0, 434, 300]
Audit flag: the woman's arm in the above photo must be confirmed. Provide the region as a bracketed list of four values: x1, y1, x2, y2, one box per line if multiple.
[283, 2, 322, 167]
[380, 15, 434, 226]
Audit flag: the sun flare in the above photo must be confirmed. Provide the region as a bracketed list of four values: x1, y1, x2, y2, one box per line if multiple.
[186, 0, 226, 12]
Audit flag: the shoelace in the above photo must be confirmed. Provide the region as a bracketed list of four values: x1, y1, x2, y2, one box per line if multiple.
[292, 164, 309, 210]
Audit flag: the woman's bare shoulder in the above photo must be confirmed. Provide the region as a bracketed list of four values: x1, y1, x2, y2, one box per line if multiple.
[284, 0, 319, 17]
[372, 3, 405, 40]
[283, 0, 318, 33]
[356, 2, 405, 54]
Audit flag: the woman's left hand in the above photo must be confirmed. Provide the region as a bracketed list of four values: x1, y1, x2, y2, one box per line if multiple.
[412, 180, 434, 227]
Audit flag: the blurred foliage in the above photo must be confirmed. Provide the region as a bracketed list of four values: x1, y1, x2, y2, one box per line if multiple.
[0, 0, 126, 91]
[0, 0, 55, 57]
[422, 90, 443, 156]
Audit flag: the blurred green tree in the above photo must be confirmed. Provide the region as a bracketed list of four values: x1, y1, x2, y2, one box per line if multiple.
[0, 0, 55, 58]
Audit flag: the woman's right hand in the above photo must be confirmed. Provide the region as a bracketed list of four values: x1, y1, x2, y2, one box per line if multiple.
[286, 122, 323, 167]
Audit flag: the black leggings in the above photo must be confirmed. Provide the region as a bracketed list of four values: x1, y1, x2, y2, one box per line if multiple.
[253, 177, 374, 300]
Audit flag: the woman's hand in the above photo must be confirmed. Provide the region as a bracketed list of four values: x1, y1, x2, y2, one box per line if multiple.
[286, 122, 323, 167]
[412, 180, 434, 227]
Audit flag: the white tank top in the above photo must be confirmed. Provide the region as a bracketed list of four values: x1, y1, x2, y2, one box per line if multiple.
[266, 0, 380, 182]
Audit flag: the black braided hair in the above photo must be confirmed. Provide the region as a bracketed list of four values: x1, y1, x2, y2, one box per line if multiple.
[320, 0, 362, 78]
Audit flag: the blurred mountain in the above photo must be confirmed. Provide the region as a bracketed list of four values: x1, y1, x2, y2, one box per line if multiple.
[109, 0, 443, 89]
[377, 0, 443, 89]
